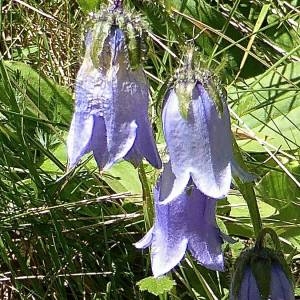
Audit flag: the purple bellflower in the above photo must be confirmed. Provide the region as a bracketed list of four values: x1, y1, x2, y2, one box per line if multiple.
[162, 79, 231, 202]
[231, 264, 294, 300]
[135, 162, 230, 277]
[162, 68, 254, 203]
[67, 15, 161, 170]
[163, 71, 238, 202]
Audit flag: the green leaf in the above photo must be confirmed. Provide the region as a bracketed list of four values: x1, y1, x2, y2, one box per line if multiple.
[40, 142, 67, 173]
[255, 163, 300, 219]
[137, 276, 176, 296]
[76, 0, 101, 13]
[2, 61, 72, 125]
[266, 14, 300, 57]
[230, 62, 300, 151]
[295, 287, 300, 296]
[227, 194, 275, 219]
[102, 161, 142, 195]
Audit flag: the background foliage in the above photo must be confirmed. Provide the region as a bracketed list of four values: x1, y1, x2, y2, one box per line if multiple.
[0, 0, 299, 299]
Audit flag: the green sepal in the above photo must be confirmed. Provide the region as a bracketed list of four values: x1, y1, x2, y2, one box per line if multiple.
[125, 22, 141, 70]
[173, 47, 196, 119]
[205, 78, 224, 115]
[275, 251, 294, 286]
[120, 14, 148, 70]
[251, 252, 272, 300]
[174, 80, 194, 120]
[255, 228, 294, 286]
[231, 249, 252, 299]
[90, 18, 113, 70]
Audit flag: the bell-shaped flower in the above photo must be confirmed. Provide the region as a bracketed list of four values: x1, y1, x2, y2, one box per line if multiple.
[134, 162, 229, 277]
[230, 230, 294, 300]
[231, 263, 294, 300]
[67, 17, 161, 170]
[162, 74, 232, 202]
[162, 66, 254, 203]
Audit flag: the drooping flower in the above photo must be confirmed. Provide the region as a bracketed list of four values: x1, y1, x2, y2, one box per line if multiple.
[134, 162, 229, 277]
[161, 65, 253, 203]
[231, 265, 294, 300]
[67, 9, 161, 170]
[230, 229, 294, 300]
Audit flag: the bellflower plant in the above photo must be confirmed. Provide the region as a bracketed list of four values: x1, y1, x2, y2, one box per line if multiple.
[67, 6, 162, 170]
[135, 162, 230, 277]
[230, 229, 294, 300]
[161, 51, 253, 203]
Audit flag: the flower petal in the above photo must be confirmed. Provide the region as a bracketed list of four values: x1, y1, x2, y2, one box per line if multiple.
[104, 28, 161, 169]
[67, 113, 93, 170]
[70, 43, 113, 169]
[192, 84, 232, 198]
[163, 85, 232, 199]
[239, 267, 261, 300]
[91, 116, 109, 170]
[187, 190, 224, 271]
[150, 172, 189, 277]
[123, 143, 143, 168]
[230, 267, 261, 300]
[159, 161, 190, 204]
[124, 105, 162, 168]
[270, 264, 294, 300]
[134, 227, 154, 249]
[151, 232, 188, 277]
[137, 162, 226, 277]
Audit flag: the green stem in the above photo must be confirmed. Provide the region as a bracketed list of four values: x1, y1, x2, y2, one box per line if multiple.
[233, 139, 262, 237]
[138, 163, 154, 230]
[255, 228, 281, 252]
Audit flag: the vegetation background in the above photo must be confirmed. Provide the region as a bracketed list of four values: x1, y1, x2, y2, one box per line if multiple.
[0, 0, 299, 299]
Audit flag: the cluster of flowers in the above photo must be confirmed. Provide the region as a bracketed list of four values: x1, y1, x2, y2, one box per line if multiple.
[67, 4, 294, 299]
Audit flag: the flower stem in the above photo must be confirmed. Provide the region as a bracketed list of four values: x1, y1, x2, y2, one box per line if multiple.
[138, 163, 154, 230]
[232, 139, 262, 237]
[255, 228, 282, 251]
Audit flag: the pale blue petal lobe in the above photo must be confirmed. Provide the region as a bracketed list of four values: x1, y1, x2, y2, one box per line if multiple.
[123, 144, 143, 168]
[134, 227, 154, 249]
[187, 190, 224, 271]
[91, 117, 109, 170]
[191, 84, 232, 198]
[67, 113, 93, 170]
[134, 118, 162, 168]
[151, 178, 189, 277]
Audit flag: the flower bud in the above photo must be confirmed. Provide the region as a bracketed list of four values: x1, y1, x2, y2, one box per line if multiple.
[230, 229, 294, 300]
